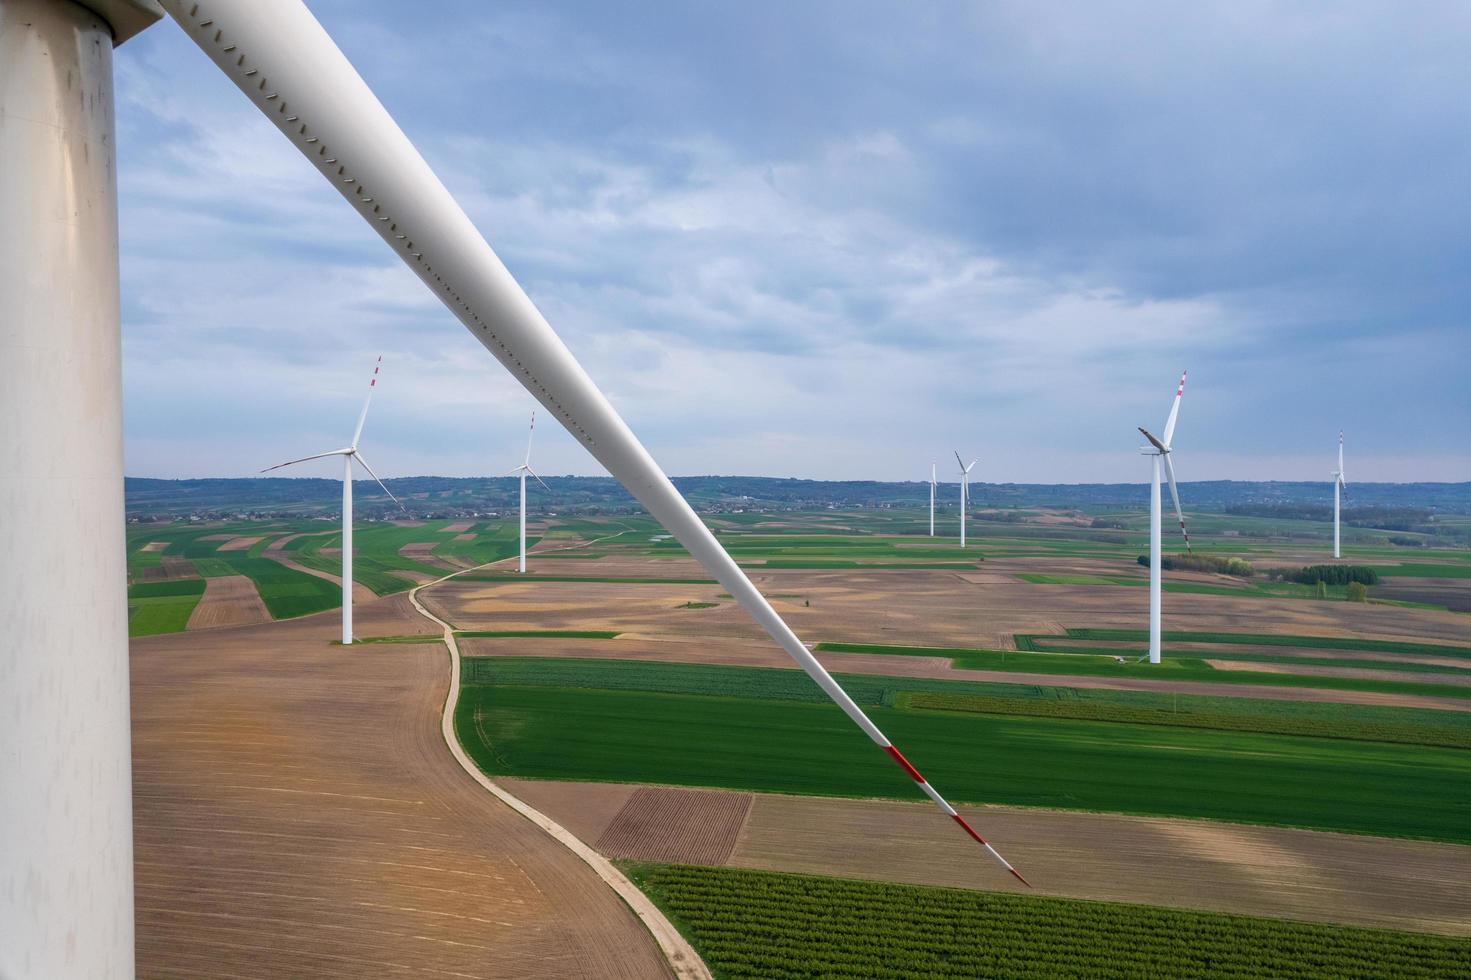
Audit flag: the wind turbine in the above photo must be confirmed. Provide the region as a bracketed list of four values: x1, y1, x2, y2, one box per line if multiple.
[1, 3, 1028, 970]
[1332, 431, 1347, 559]
[955, 453, 978, 548]
[1138, 370, 1191, 665]
[261, 356, 403, 645]
[511, 411, 550, 573]
[929, 462, 937, 537]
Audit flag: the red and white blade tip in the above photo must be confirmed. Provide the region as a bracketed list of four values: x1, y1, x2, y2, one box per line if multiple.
[368, 355, 382, 388]
[882, 744, 1030, 887]
[1175, 370, 1187, 396]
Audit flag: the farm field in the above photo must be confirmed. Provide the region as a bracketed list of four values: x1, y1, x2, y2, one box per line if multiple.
[124, 501, 1471, 977]
[453, 657, 1471, 841]
[505, 779, 1471, 936]
[626, 864, 1471, 979]
[123, 517, 522, 634]
[128, 590, 671, 978]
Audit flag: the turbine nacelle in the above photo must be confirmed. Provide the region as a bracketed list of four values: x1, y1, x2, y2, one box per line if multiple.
[1137, 427, 1170, 455]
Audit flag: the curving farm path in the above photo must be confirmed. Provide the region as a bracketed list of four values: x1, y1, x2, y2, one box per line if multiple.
[131, 572, 678, 977]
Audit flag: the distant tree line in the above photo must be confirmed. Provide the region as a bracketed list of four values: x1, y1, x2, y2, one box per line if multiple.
[1136, 554, 1254, 577]
[1263, 564, 1380, 586]
[1224, 503, 1433, 531]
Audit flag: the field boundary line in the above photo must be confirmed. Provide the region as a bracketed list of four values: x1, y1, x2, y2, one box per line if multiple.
[408, 530, 711, 980]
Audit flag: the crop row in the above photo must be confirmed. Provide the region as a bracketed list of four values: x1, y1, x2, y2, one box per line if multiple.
[631, 865, 1471, 979]
[902, 692, 1471, 749]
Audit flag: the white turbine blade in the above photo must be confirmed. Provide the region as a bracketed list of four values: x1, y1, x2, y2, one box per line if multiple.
[349, 355, 382, 449]
[351, 452, 406, 513]
[524, 410, 536, 467]
[161, 0, 1028, 883]
[1162, 453, 1191, 553]
[1138, 427, 1167, 453]
[1161, 369, 1187, 446]
[1339, 431, 1346, 485]
[524, 465, 552, 494]
[260, 448, 346, 473]
[930, 462, 936, 488]
[965, 459, 978, 474]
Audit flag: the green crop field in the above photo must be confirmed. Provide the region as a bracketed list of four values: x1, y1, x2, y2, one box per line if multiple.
[628, 865, 1471, 979]
[456, 629, 622, 639]
[455, 658, 1471, 842]
[899, 691, 1471, 749]
[813, 641, 1471, 700]
[127, 579, 206, 636]
[456, 573, 719, 585]
[1019, 628, 1471, 659]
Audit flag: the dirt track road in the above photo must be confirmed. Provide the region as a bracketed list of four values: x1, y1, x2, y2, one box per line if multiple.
[131, 595, 671, 979]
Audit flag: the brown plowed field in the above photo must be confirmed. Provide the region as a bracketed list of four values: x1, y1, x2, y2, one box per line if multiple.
[441, 521, 474, 533]
[510, 781, 1471, 938]
[134, 556, 198, 583]
[185, 575, 271, 630]
[436, 557, 1471, 654]
[140, 541, 168, 552]
[1204, 659, 1471, 686]
[216, 535, 266, 552]
[595, 787, 753, 866]
[132, 597, 671, 979]
[1375, 576, 1471, 613]
[455, 532, 478, 541]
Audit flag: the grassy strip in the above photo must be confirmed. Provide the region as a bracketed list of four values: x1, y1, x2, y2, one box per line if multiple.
[455, 660, 1471, 842]
[129, 579, 205, 598]
[127, 579, 207, 637]
[745, 560, 980, 569]
[902, 691, 1471, 749]
[627, 864, 1471, 980]
[817, 641, 1471, 699]
[335, 634, 444, 645]
[456, 573, 718, 585]
[1055, 628, 1471, 659]
[456, 629, 622, 639]
[1374, 562, 1471, 578]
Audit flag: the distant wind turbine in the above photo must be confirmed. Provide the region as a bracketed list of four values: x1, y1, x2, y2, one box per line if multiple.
[262, 356, 403, 644]
[510, 411, 551, 573]
[929, 462, 937, 537]
[1332, 431, 1347, 559]
[955, 453, 978, 548]
[1138, 370, 1191, 665]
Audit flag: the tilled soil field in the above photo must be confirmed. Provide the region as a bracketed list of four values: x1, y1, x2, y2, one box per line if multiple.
[131, 596, 672, 979]
[185, 574, 271, 630]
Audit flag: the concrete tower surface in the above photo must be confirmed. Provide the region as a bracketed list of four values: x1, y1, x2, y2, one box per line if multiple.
[0, 2, 159, 977]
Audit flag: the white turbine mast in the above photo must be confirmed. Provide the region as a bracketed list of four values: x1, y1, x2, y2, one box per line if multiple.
[929, 461, 937, 537]
[1332, 430, 1347, 559]
[261, 356, 404, 644]
[510, 410, 551, 573]
[1137, 370, 1191, 665]
[954, 452, 978, 548]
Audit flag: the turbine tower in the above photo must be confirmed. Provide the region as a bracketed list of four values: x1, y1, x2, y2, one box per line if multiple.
[1138, 370, 1191, 665]
[510, 411, 550, 573]
[929, 461, 937, 537]
[1, 3, 1029, 970]
[2, 3, 161, 974]
[955, 453, 978, 548]
[1332, 431, 1347, 559]
[261, 357, 402, 644]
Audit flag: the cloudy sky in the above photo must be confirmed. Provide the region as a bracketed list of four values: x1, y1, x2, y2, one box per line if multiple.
[115, 1, 1470, 484]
